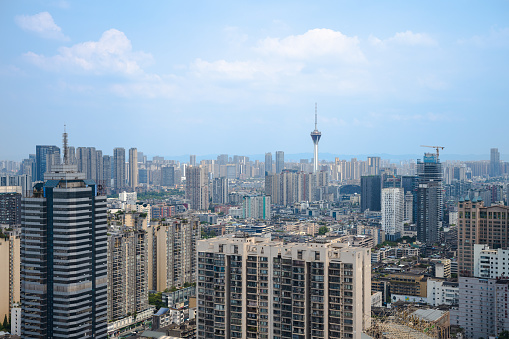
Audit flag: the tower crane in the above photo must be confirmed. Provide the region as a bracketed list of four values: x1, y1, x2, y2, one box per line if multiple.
[420, 145, 444, 158]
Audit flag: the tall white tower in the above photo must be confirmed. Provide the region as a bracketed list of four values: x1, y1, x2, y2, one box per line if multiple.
[310, 103, 322, 173]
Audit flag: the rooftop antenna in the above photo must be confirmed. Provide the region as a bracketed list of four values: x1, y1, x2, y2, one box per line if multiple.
[63, 124, 69, 165]
[314, 102, 318, 130]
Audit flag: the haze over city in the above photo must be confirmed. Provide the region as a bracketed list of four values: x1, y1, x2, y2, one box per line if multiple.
[1, 1, 508, 161]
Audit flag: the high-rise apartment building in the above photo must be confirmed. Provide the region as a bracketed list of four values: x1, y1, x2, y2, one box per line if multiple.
[21, 145, 107, 338]
[360, 175, 381, 212]
[196, 236, 371, 339]
[416, 153, 443, 245]
[367, 156, 380, 175]
[129, 148, 138, 189]
[161, 166, 175, 187]
[242, 195, 271, 220]
[152, 218, 201, 291]
[0, 186, 22, 225]
[113, 147, 126, 191]
[190, 155, 197, 167]
[381, 187, 404, 241]
[276, 151, 284, 174]
[458, 197, 509, 277]
[35, 145, 60, 181]
[103, 155, 112, 188]
[212, 177, 228, 204]
[0, 231, 20, 328]
[265, 152, 273, 175]
[185, 166, 209, 211]
[490, 148, 501, 177]
[107, 225, 148, 321]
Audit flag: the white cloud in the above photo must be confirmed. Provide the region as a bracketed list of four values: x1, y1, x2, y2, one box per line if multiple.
[255, 28, 365, 63]
[24, 29, 152, 75]
[370, 30, 436, 47]
[15, 12, 69, 41]
[458, 27, 509, 48]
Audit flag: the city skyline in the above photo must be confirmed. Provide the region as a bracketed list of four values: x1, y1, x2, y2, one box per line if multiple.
[1, 1, 509, 160]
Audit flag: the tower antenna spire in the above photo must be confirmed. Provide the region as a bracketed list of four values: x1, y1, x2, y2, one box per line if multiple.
[63, 124, 69, 165]
[315, 102, 317, 130]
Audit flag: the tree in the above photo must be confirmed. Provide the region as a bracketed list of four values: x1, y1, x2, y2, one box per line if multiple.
[148, 292, 164, 309]
[499, 331, 509, 339]
[2, 315, 7, 330]
[318, 226, 329, 235]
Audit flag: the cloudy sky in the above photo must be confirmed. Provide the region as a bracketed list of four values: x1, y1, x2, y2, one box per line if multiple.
[1, 1, 508, 161]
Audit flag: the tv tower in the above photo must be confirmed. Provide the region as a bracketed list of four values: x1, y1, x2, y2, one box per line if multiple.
[310, 103, 322, 173]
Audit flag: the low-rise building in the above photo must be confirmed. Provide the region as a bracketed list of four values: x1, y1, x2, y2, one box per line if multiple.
[427, 279, 459, 306]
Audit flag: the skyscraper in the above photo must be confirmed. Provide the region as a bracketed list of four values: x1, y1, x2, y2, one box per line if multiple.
[416, 153, 443, 245]
[367, 156, 380, 175]
[381, 187, 404, 241]
[490, 148, 501, 177]
[361, 175, 381, 212]
[35, 145, 60, 181]
[161, 166, 175, 187]
[196, 236, 371, 339]
[185, 166, 209, 211]
[190, 154, 196, 167]
[242, 195, 271, 220]
[265, 152, 272, 175]
[113, 147, 126, 191]
[310, 103, 322, 173]
[21, 134, 107, 338]
[276, 151, 284, 173]
[129, 148, 138, 189]
[212, 177, 228, 204]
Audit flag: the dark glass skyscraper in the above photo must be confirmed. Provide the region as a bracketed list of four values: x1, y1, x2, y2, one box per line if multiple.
[361, 175, 381, 212]
[21, 141, 107, 338]
[416, 153, 443, 245]
[35, 145, 60, 181]
[276, 151, 284, 174]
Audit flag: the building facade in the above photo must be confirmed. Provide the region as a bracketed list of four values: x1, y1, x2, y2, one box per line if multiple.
[361, 175, 381, 212]
[185, 166, 209, 211]
[242, 195, 271, 220]
[196, 236, 371, 339]
[381, 187, 404, 240]
[129, 148, 138, 189]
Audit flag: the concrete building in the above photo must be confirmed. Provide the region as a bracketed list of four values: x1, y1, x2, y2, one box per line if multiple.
[264, 152, 273, 175]
[242, 195, 271, 220]
[387, 273, 427, 298]
[129, 147, 138, 189]
[196, 235, 371, 339]
[427, 279, 458, 306]
[107, 225, 149, 321]
[0, 187, 21, 226]
[458, 277, 509, 339]
[212, 177, 228, 204]
[431, 259, 452, 278]
[416, 153, 443, 245]
[185, 166, 209, 211]
[361, 175, 381, 212]
[276, 151, 284, 174]
[404, 191, 413, 223]
[152, 218, 201, 291]
[458, 197, 509, 276]
[473, 244, 509, 278]
[11, 304, 21, 335]
[0, 232, 20, 326]
[381, 187, 404, 241]
[490, 148, 501, 177]
[114, 147, 126, 191]
[367, 156, 380, 175]
[0, 174, 32, 197]
[21, 156, 107, 337]
[162, 166, 175, 187]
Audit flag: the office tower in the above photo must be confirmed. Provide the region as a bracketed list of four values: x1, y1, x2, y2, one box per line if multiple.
[153, 218, 201, 291]
[21, 137, 107, 338]
[361, 175, 381, 212]
[185, 166, 209, 211]
[265, 152, 273, 175]
[381, 187, 404, 241]
[129, 148, 138, 189]
[276, 151, 284, 173]
[35, 145, 60, 181]
[107, 225, 148, 321]
[367, 156, 380, 175]
[196, 236, 371, 339]
[190, 154, 196, 167]
[113, 147, 126, 191]
[458, 197, 509, 277]
[490, 148, 501, 177]
[103, 155, 112, 188]
[310, 103, 322, 173]
[161, 166, 175, 187]
[212, 177, 228, 204]
[242, 195, 271, 220]
[416, 153, 443, 245]
[0, 231, 20, 325]
[0, 186, 22, 225]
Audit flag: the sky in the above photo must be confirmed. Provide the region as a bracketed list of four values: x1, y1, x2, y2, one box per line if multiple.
[1, 1, 509, 161]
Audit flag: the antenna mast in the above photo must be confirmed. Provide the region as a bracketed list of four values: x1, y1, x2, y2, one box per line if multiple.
[315, 102, 317, 130]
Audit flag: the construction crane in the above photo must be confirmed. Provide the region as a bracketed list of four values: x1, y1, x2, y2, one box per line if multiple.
[420, 145, 444, 158]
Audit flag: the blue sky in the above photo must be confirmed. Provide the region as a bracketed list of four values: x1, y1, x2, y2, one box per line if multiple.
[1, 1, 508, 161]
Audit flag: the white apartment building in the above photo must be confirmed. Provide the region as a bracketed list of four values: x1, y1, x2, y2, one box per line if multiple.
[381, 187, 404, 241]
[427, 279, 459, 306]
[197, 235, 371, 339]
[473, 244, 509, 278]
